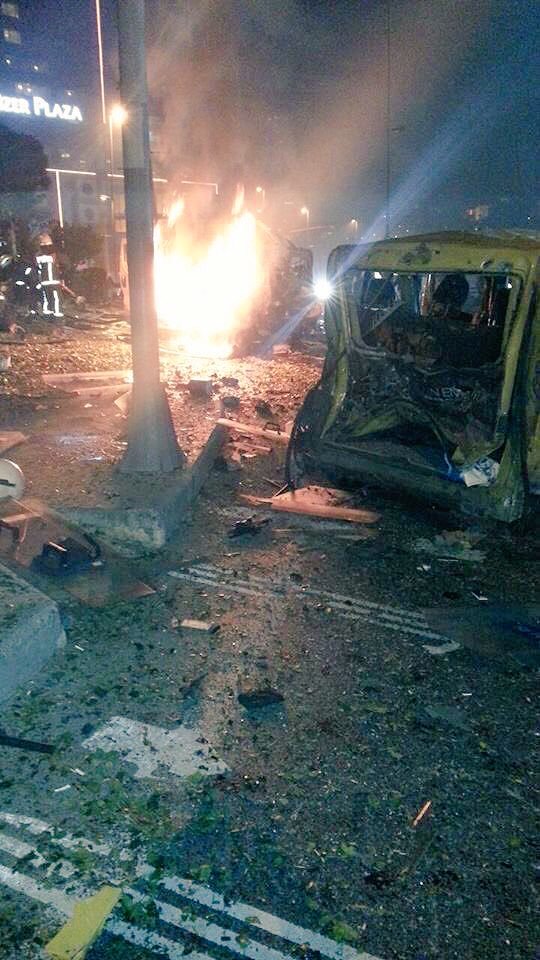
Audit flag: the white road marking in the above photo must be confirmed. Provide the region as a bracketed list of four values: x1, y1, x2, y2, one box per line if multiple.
[0, 862, 75, 915]
[0, 811, 112, 856]
[194, 564, 430, 625]
[0, 811, 384, 960]
[168, 567, 446, 642]
[0, 832, 47, 869]
[107, 918, 216, 960]
[161, 875, 380, 960]
[82, 717, 228, 779]
[0, 860, 210, 960]
[0, 832, 75, 879]
[126, 887, 302, 960]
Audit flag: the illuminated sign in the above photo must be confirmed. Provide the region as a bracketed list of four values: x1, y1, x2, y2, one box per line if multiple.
[0, 92, 83, 122]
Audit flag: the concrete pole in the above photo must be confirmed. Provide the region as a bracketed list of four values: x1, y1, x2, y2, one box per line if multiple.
[117, 0, 184, 473]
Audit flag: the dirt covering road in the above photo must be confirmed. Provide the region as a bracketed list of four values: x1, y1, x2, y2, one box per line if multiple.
[0, 325, 538, 960]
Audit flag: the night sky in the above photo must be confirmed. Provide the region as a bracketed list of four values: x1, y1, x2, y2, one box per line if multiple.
[29, 0, 540, 228]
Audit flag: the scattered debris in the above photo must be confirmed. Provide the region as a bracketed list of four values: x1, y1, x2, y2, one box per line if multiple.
[262, 477, 285, 490]
[0, 459, 25, 499]
[411, 799, 432, 828]
[460, 457, 500, 488]
[82, 716, 228, 779]
[221, 376, 239, 387]
[242, 486, 380, 524]
[45, 885, 121, 960]
[423, 603, 540, 664]
[53, 784, 72, 793]
[33, 534, 101, 576]
[238, 688, 284, 710]
[42, 368, 131, 385]
[422, 640, 461, 656]
[416, 705, 468, 729]
[0, 501, 154, 606]
[188, 378, 214, 400]
[0, 731, 54, 754]
[114, 389, 131, 415]
[180, 619, 220, 634]
[222, 394, 240, 411]
[272, 343, 292, 356]
[255, 400, 273, 418]
[0, 349, 11, 371]
[0, 432, 27, 456]
[414, 529, 486, 562]
[228, 516, 271, 538]
[218, 418, 291, 443]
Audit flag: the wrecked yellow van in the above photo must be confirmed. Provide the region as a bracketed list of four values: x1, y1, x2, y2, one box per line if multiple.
[288, 232, 539, 521]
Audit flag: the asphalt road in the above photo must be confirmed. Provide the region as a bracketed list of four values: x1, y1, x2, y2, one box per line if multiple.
[0, 346, 538, 959]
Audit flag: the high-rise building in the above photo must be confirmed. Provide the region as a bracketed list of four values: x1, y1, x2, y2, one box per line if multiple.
[0, 0, 102, 229]
[1, 1, 22, 58]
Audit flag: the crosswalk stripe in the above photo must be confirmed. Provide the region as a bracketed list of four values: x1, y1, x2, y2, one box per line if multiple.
[0, 811, 113, 856]
[0, 862, 75, 915]
[0, 860, 208, 960]
[168, 569, 445, 642]
[0, 814, 385, 960]
[160, 876, 380, 960]
[192, 564, 429, 625]
[0, 832, 76, 879]
[126, 888, 300, 960]
[107, 918, 216, 960]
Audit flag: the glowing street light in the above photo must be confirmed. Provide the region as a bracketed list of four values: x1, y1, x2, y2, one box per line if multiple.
[255, 185, 265, 211]
[300, 205, 309, 228]
[110, 103, 128, 127]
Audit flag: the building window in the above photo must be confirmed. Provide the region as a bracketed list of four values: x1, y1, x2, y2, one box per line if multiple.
[2, 27, 21, 44]
[1, 3, 19, 18]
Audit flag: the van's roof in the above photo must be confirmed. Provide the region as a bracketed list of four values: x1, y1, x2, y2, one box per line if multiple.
[365, 230, 540, 252]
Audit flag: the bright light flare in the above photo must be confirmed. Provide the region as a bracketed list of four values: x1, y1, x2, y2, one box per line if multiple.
[110, 103, 127, 125]
[313, 278, 333, 301]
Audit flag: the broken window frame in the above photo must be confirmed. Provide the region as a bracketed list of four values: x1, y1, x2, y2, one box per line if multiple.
[341, 268, 522, 370]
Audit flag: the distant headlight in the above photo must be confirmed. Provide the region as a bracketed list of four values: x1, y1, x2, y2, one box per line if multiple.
[313, 278, 333, 301]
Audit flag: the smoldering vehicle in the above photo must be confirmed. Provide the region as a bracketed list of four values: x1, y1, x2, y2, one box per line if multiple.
[288, 232, 539, 521]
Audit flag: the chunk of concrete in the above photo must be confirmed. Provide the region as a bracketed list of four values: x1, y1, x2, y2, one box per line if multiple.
[0, 563, 66, 703]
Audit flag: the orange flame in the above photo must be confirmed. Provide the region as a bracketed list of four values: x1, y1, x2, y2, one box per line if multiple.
[154, 190, 263, 358]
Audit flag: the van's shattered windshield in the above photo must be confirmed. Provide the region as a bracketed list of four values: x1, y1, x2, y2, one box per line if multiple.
[344, 270, 519, 368]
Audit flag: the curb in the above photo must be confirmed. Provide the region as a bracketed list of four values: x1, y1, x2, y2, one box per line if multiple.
[0, 563, 66, 704]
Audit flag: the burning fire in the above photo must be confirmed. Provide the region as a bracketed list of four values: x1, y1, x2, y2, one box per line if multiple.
[154, 191, 264, 358]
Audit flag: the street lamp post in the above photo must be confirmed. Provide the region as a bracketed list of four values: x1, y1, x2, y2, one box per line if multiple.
[117, 0, 184, 473]
[108, 104, 127, 278]
[94, 0, 113, 277]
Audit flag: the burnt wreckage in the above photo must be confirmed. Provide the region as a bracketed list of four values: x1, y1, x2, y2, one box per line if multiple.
[288, 232, 540, 521]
